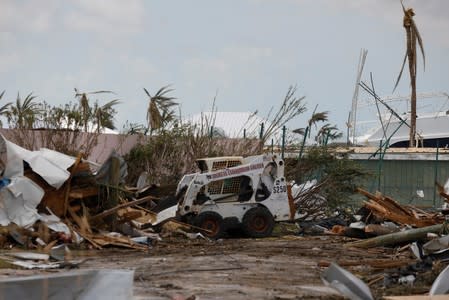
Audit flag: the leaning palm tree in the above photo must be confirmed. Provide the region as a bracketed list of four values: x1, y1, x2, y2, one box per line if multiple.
[393, 0, 425, 147]
[144, 85, 178, 135]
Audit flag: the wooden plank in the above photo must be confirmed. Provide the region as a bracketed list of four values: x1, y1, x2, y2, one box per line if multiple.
[69, 187, 99, 199]
[89, 196, 158, 222]
[63, 153, 83, 216]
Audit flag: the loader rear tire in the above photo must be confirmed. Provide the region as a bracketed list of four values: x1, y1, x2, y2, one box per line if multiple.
[242, 207, 274, 238]
[194, 211, 224, 239]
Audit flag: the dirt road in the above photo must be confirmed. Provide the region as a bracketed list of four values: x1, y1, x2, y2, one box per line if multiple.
[0, 234, 434, 299]
[79, 234, 416, 299]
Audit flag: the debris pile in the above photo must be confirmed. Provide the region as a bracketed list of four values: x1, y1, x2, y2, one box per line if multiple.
[312, 187, 449, 298]
[0, 135, 191, 266]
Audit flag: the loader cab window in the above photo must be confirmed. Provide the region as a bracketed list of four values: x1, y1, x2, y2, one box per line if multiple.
[256, 162, 277, 201]
[197, 160, 208, 173]
[237, 175, 253, 202]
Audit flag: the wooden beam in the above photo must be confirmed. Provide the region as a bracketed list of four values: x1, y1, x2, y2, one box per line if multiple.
[89, 196, 158, 222]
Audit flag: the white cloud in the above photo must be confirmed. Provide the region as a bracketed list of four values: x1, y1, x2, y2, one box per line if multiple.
[325, 0, 449, 49]
[0, 53, 20, 74]
[222, 46, 272, 62]
[64, 0, 145, 34]
[184, 57, 228, 74]
[119, 55, 158, 80]
[0, 0, 58, 32]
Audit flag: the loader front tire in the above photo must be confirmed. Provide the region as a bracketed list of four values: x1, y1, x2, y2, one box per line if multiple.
[194, 211, 224, 239]
[242, 207, 274, 238]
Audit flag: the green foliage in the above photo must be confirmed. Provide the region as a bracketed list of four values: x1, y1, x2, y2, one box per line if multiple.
[286, 146, 369, 209]
[262, 85, 306, 143]
[2, 90, 119, 156]
[124, 123, 263, 185]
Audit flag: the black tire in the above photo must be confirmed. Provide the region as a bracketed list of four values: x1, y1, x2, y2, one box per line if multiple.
[194, 211, 224, 239]
[242, 206, 275, 238]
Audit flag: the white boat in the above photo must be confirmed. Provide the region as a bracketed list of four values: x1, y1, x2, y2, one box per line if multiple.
[350, 91, 449, 148]
[354, 110, 449, 148]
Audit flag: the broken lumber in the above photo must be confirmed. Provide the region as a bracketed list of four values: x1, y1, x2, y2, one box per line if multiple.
[63, 153, 83, 217]
[345, 224, 443, 248]
[89, 195, 157, 222]
[357, 188, 444, 227]
[435, 181, 449, 204]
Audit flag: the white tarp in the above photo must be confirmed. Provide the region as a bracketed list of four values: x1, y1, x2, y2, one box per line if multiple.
[0, 135, 76, 228]
[1, 135, 74, 189]
[0, 176, 44, 227]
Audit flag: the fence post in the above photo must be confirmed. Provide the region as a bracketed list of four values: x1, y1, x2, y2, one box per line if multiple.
[377, 140, 383, 192]
[434, 140, 440, 207]
[271, 138, 274, 154]
[281, 126, 286, 160]
[210, 126, 214, 138]
[259, 123, 264, 140]
[298, 126, 309, 160]
[243, 128, 246, 139]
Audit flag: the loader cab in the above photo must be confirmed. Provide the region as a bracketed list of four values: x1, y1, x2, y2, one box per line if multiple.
[195, 156, 253, 203]
[196, 156, 243, 173]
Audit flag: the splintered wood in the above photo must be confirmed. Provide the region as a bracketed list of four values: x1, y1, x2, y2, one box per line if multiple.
[357, 188, 444, 227]
[435, 181, 449, 204]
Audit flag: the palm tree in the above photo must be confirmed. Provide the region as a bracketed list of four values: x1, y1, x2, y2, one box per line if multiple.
[296, 110, 328, 160]
[93, 99, 120, 133]
[0, 91, 12, 127]
[74, 89, 115, 132]
[144, 85, 178, 135]
[6, 92, 40, 129]
[316, 124, 342, 146]
[393, 1, 425, 147]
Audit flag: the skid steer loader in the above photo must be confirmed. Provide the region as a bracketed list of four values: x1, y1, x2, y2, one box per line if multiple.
[175, 154, 301, 238]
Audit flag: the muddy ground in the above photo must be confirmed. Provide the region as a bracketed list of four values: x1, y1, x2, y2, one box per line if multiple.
[1, 230, 441, 300]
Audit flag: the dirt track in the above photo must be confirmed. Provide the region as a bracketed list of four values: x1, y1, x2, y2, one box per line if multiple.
[79, 234, 417, 299]
[0, 234, 436, 299]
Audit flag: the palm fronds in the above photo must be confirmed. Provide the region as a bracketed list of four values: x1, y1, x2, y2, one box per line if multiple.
[144, 85, 178, 134]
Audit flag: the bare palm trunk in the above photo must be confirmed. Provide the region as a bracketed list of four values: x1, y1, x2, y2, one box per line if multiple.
[410, 79, 416, 147]
[407, 27, 416, 147]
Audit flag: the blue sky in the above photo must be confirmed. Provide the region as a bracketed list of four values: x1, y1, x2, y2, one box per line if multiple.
[1, 0, 449, 137]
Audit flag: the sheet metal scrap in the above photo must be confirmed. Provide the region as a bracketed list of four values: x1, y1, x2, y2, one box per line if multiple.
[430, 263, 449, 296]
[0, 269, 134, 300]
[321, 262, 374, 300]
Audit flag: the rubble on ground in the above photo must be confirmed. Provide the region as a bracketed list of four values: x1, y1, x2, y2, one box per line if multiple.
[0, 135, 198, 258]
[0, 134, 449, 298]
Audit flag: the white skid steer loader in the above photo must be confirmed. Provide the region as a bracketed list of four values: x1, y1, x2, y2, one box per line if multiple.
[176, 154, 301, 238]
